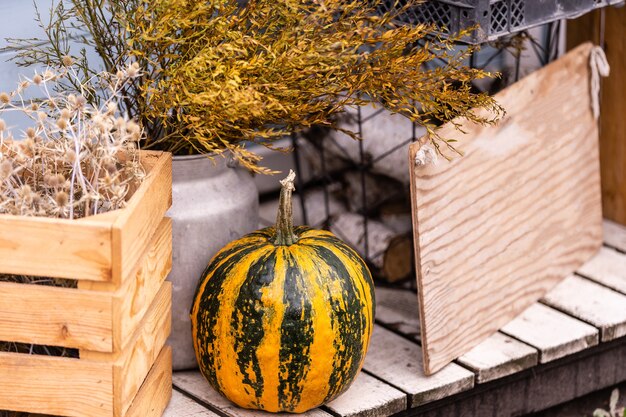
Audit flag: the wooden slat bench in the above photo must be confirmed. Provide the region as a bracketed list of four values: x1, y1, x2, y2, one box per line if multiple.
[166, 220, 626, 417]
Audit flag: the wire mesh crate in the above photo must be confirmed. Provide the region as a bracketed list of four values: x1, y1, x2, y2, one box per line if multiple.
[382, 0, 624, 44]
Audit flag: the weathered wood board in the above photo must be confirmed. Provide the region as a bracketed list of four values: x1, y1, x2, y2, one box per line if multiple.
[409, 42, 603, 374]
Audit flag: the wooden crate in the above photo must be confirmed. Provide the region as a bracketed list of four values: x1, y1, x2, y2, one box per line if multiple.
[0, 151, 173, 417]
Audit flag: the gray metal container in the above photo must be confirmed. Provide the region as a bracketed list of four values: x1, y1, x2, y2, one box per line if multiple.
[167, 154, 259, 370]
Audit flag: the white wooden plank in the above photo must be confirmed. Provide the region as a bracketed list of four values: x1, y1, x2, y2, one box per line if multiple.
[457, 332, 538, 383]
[501, 303, 599, 363]
[577, 246, 626, 294]
[376, 287, 538, 384]
[164, 390, 220, 417]
[604, 219, 626, 253]
[173, 371, 331, 417]
[363, 325, 474, 407]
[542, 275, 626, 342]
[324, 371, 407, 417]
[374, 287, 421, 342]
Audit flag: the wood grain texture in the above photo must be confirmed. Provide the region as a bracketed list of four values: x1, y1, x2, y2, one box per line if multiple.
[577, 246, 626, 294]
[164, 390, 220, 417]
[112, 151, 172, 284]
[457, 332, 538, 384]
[173, 371, 332, 417]
[409, 43, 603, 374]
[0, 282, 113, 352]
[125, 346, 173, 417]
[543, 275, 626, 342]
[324, 371, 407, 417]
[500, 303, 598, 363]
[568, 8, 626, 225]
[114, 217, 172, 350]
[115, 281, 172, 417]
[363, 325, 474, 407]
[375, 286, 538, 385]
[604, 219, 626, 253]
[0, 352, 113, 417]
[0, 214, 112, 281]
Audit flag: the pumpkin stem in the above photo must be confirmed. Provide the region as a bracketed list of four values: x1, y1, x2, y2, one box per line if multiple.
[274, 169, 298, 246]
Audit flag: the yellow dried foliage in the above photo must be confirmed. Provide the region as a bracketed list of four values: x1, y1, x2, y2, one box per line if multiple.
[6, 0, 503, 173]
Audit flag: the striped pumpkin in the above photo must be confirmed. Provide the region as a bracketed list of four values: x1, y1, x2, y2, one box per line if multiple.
[191, 171, 375, 413]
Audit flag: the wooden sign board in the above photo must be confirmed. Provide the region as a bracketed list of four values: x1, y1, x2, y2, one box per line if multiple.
[409, 42, 603, 375]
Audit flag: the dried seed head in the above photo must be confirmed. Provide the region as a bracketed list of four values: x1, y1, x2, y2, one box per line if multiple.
[75, 95, 86, 108]
[56, 118, 68, 130]
[106, 102, 117, 115]
[38, 112, 47, 121]
[0, 160, 13, 178]
[0, 119, 5, 132]
[60, 108, 72, 119]
[131, 62, 140, 70]
[62, 55, 74, 67]
[25, 127, 36, 139]
[31, 102, 39, 111]
[33, 74, 43, 85]
[55, 191, 69, 207]
[19, 81, 30, 90]
[68, 94, 76, 105]
[43, 70, 55, 80]
[116, 70, 125, 80]
[65, 149, 76, 164]
[0, 92, 10, 104]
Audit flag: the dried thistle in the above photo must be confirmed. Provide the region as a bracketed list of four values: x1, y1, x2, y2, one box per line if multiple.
[0, 66, 145, 219]
[4, 0, 503, 174]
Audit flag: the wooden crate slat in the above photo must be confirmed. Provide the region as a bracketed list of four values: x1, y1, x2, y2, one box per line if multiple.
[79, 217, 172, 352]
[125, 346, 173, 417]
[500, 303, 599, 363]
[324, 371, 407, 417]
[375, 287, 421, 342]
[81, 281, 172, 417]
[375, 286, 538, 384]
[409, 42, 603, 374]
[114, 217, 172, 350]
[0, 351, 113, 417]
[0, 215, 112, 281]
[457, 332, 538, 383]
[112, 151, 172, 285]
[0, 281, 113, 352]
[577, 246, 626, 294]
[164, 390, 220, 417]
[116, 281, 172, 417]
[173, 371, 332, 417]
[542, 275, 626, 342]
[363, 325, 474, 408]
[604, 219, 626, 253]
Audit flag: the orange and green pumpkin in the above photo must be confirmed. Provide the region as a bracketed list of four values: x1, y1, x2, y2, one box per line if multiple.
[191, 170, 375, 413]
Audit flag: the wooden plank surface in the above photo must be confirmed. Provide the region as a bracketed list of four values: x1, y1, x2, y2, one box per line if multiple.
[173, 371, 332, 417]
[375, 286, 540, 385]
[324, 371, 407, 417]
[113, 151, 172, 284]
[115, 281, 172, 417]
[0, 214, 112, 281]
[164, 390, 220, 417]
[501, 303, 598, 363]
[125, 346, 173, 417]
[568, 8, 626, 225]
[577, 246, 626, 294]
[363, 325, 474, 407]
[0, 352, 113, 417]
[0, 282, 114, 352]
[375, 287, 421, 342]
[604, 219, 626, 253]
[457, 332, 538, 384]
[409, 42, 603, 374]
[543, 275, 626, 342]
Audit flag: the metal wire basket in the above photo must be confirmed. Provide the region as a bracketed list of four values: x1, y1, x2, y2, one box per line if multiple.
[380, 0, 624, 43]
